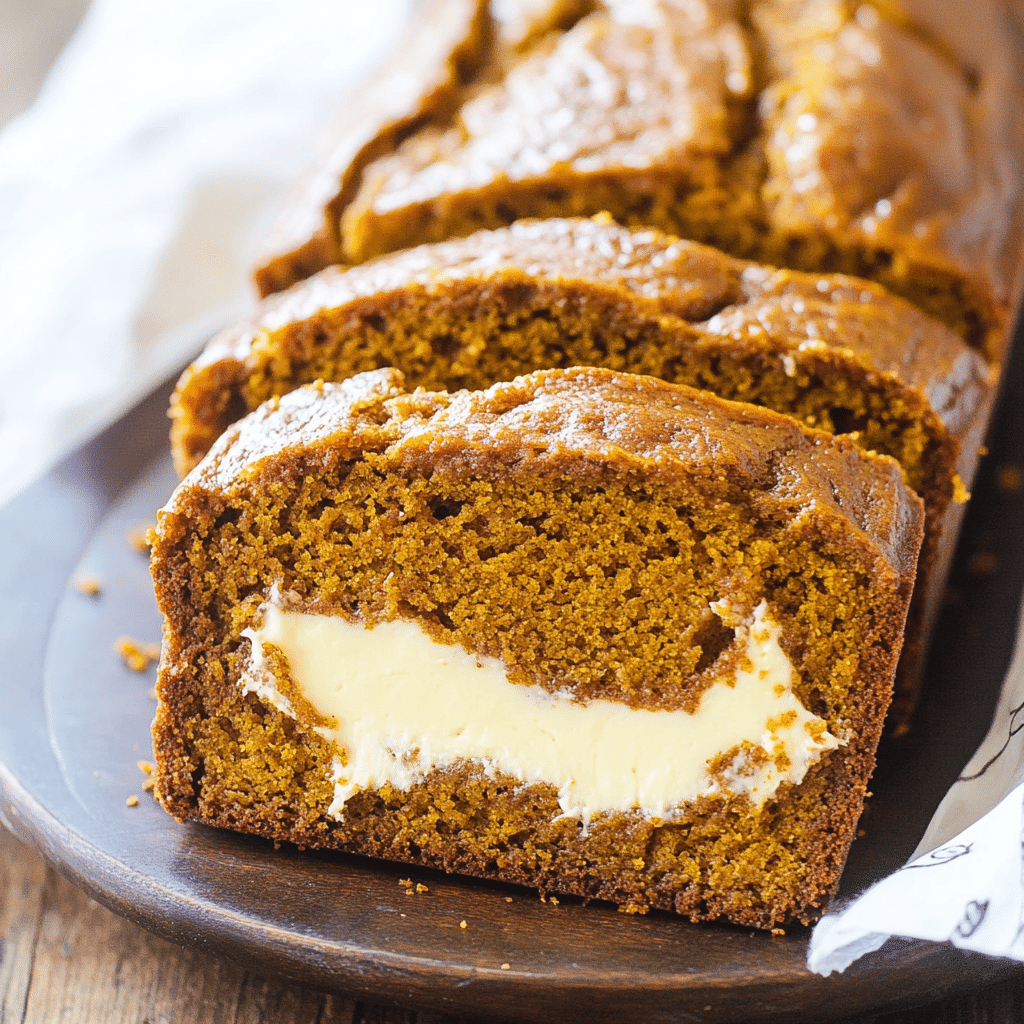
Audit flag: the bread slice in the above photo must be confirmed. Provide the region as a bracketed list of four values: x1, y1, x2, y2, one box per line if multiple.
[151, 366, 923, 929]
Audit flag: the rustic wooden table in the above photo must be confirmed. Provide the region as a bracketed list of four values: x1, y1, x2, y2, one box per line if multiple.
[2, 2, 1023, 1021]
[2, 821, 1022, 1024]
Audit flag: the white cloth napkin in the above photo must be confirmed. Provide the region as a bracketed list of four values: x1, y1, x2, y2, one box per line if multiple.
[809, 593, 1024, 973]
[4, 0, 1024, 979]
[0, 0, 412, 508]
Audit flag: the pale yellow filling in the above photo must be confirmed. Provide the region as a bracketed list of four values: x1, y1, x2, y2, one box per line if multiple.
[241, 599, 840, 825]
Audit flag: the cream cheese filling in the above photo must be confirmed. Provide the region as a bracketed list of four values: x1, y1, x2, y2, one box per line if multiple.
[240, 597, 841, 825]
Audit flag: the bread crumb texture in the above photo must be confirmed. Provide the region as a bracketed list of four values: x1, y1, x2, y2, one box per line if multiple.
[73, 576, 102, 596]
[116, 637, 159, 673]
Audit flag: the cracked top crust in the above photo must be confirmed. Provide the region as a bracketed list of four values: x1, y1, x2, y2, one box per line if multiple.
[178, 365, 924, 582]
[175, 217, 991, 485]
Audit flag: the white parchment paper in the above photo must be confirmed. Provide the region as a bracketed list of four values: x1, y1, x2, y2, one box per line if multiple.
[809, 594, 1024, 973]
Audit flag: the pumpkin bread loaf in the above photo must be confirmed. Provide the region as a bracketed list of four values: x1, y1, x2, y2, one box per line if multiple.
[255, 0, 1024, 360]
[171, 217, 991, 723]
[151, 367, 924, 929]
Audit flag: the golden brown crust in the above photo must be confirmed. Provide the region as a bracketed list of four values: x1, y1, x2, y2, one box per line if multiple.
[342, 0, 753, 262]
[152, 367, 923, 929]
[749, 0, 1024, 354]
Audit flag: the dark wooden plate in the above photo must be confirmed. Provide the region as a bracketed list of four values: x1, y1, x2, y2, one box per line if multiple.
[2, 329, 1024, 1023]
